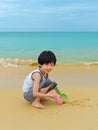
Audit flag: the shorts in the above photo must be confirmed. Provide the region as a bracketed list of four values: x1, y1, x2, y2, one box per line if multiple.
[41, 79, 57, 91]
[24, 87, 35, 103]
[23, 80, 57, 103]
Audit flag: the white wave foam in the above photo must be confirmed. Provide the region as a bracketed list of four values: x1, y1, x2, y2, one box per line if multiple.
[0, 58, 37, 67]
[81, 62, 98, 66]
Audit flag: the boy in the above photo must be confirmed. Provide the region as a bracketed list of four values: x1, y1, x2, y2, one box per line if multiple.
[23, 50, 61, 109]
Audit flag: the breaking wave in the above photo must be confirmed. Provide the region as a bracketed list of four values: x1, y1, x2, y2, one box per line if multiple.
[0, 58, 38, 67]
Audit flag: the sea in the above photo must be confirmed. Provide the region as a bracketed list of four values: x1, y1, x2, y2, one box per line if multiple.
[0, 32, 98, 66]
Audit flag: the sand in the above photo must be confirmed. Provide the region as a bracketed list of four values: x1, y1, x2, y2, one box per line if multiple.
[0, 64, 98, 130]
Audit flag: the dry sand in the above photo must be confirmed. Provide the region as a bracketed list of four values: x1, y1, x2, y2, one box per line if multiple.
[0, 64, 98, 130]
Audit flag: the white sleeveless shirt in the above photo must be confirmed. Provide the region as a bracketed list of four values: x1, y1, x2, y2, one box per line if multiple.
[23, 68, 48, 92]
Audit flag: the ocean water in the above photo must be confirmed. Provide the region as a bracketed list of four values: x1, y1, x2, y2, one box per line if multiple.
[0, 32, 98, 66]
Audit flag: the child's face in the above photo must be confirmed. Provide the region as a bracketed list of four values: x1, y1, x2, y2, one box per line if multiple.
[40, 62, 55, 74]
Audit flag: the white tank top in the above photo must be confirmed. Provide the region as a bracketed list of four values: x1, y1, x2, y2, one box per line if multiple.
[23, 68, 48, 92]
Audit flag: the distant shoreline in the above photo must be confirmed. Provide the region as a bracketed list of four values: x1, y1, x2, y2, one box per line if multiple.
[0, 57, 98, 67]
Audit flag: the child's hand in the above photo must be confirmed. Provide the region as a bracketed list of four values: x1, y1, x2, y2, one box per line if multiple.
[47, 92, 57, 99]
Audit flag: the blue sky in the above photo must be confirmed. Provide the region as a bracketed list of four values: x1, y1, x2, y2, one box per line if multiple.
[0, 0, 98, 32]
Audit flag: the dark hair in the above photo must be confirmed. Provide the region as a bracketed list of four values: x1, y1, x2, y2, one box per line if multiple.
[38, 50, 57, 65]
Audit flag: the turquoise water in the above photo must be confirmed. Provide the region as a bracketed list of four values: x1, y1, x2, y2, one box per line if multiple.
[0, 32, 98, 65]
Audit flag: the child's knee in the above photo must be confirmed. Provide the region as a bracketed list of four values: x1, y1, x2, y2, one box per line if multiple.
[47, 82, 57, 92]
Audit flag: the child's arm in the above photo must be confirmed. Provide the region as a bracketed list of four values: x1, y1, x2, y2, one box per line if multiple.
[32, 73, 57, 99]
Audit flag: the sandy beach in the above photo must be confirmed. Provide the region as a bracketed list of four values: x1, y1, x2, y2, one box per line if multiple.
[0, 64, 98, 130]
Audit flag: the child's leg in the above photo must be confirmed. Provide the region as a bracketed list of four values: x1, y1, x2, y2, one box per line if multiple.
[32, 86, 50, 109]
[32, 97, 45, 109]
[32, 82, 57, 109]
[40, 86, 50, 93]
[47, 82, 57, 92]
[41, 79, 57, 93]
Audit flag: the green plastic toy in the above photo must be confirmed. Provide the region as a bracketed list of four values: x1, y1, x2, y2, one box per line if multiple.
[54, 87, 68, 103]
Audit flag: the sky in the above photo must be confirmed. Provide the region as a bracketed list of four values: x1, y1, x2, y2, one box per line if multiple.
[0, 0, 98, 32]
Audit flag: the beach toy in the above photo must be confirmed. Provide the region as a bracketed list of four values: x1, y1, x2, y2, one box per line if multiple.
[54, 87, 68, 103]
[50, 91, 63, 104]
[60, 93, 68, 102]
[56, 95, 63, 104]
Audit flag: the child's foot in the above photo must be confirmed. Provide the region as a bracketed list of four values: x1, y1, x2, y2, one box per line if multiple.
[32, 101, 45, 109]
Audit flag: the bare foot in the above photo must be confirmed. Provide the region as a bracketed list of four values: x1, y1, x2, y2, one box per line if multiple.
[32, 101, 45, 109]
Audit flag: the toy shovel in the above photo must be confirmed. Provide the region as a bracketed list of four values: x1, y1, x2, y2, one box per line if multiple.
[54, 87, 68, 102]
